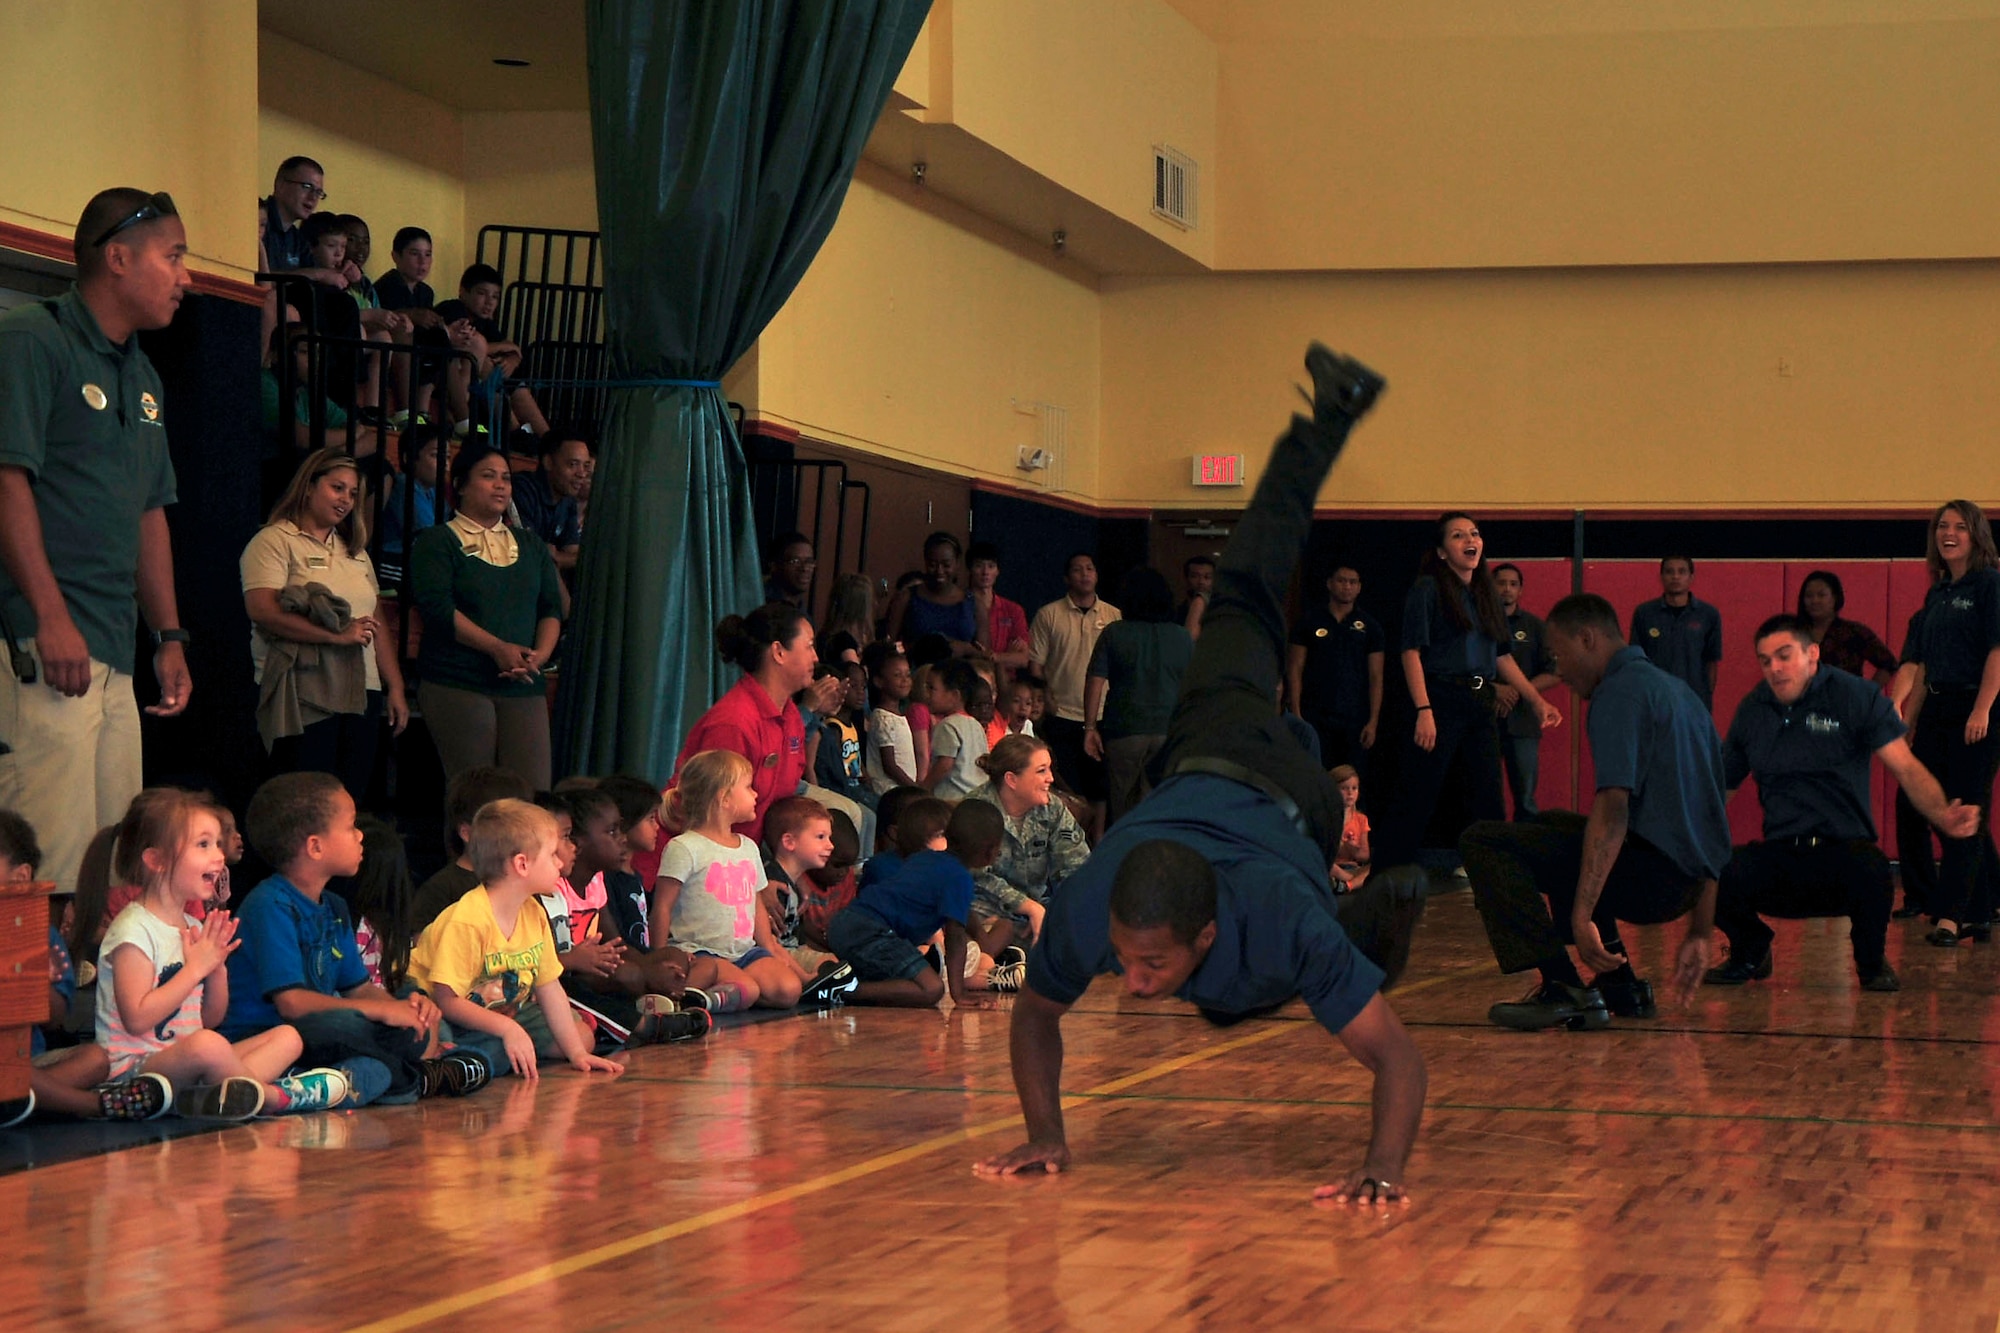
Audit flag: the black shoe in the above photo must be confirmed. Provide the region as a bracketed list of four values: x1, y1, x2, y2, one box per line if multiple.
[1596, 974, 1657, 1019]
[630, 1008, 713, 1045]
[1489, 980, 1610, 1032]
[0, 1093, 31, 1129]
[1334, 864, 1426, 990]
[923, 945, 943, 974]
[1702, 948, 1773, 986]
[799, 961, 859, 1007]
[1302, 342, 1387, 431]
[1927, 925, 1967, 947]
[422, 1051, 492, 1098]
[1892, 904, 1925, 920]
[1859, 963, 1901, 993]
[1965, 921, 1993, 943]
[996, 945, 1028, 969]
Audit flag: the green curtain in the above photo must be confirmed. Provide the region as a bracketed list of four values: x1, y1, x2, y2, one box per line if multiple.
[558, 0, 931, 780]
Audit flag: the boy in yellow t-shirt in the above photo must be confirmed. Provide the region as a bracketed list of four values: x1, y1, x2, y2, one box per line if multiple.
[409, 799, 625, 1081]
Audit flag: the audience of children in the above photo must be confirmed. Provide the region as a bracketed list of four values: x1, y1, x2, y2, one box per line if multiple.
[760, 796, 860, 1002]
[1330, 765, 1371, 893]
[924, 660, 992, 799]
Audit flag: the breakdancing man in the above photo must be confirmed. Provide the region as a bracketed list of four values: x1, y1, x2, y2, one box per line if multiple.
[974, 344, 1429, 1208]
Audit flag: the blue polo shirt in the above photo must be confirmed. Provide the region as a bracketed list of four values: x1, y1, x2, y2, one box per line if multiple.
[1723, 666, 1904, 842]
[1906, 569, 2000, 690]
[852, 850, 975, 942]
[1630, 597, 1724, 708]
[1402, 577, 1501, 677]
[221, 874, 371, 1038]
[1587, 647, 1730, 880]
[1026, 774, 1384, 1035]
[1290, 602, 1386, 726]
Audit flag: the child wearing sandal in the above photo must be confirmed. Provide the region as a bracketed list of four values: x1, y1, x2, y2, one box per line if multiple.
[95, 789, 350, 1119]
[654, 750, 801, 1012]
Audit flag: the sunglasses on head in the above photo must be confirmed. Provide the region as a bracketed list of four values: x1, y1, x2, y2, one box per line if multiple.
[92, 192, 178, 249]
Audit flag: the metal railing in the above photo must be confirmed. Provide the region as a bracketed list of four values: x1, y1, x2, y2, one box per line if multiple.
[746, 455, 872, 610]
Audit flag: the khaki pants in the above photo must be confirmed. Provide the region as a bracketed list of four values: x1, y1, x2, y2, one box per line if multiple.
[0, 640, 144, 893]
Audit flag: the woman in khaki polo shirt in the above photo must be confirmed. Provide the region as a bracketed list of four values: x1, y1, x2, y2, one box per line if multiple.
[240, 446, 408, 799]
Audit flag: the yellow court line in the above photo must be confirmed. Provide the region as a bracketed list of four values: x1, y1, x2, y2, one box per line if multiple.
[349, 961, 1485, 1333]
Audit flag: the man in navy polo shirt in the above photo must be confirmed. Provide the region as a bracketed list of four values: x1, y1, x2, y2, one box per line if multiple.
[1285, 562, 1385, 776]
[1630, 555, 1724, 712]
[1704, 615, 1977, 992]
[1462, 593, 1731, 1031]
[975, 344, 1429, 1208]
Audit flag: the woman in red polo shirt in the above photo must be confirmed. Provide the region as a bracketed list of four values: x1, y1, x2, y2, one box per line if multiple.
[672, 604, 822, 842]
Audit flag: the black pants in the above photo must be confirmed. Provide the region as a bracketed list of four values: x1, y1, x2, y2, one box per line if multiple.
[1500, 729, 1540, 819]
[1154, 414, 1354, 859]
[1374, 679, 1504, 869]
[268, 691, 383, 806]
[1911, 691, 2000, 925]
[1894, 787, 1938, 913]
[291, 1007, 428, 1102]
[1460, 811, 1703, 975]
[1307, 717, 1368, 782]
[1715, 838, 1892, 972]
[1040, 715, 1104, 803]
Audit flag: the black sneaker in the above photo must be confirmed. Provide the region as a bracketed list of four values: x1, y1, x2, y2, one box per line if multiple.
[98, 1072, 172, 1121]
[0, 1092, 32, 1129]
[986, 961, 1025, 993]
[631, 1009, 713, 1045]
[422, 1051, 491, 1098]
[1334, 864, 1426, 990]
[1702, 948, 1774, 986]
[1596, 974, 1657, 1019]
[996, 945, 1028, 969]
[1859, 963, 1902, 993]
[175, 1076, 265, 1121]
[799, 962, 858, 1007]
[1489, 980, 1611, 1032]
[680, 987, 716, 1012]
[1303, 342, 1388, 430]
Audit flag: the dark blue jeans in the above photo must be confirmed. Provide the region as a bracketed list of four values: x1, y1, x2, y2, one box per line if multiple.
[290, 1005, 428, 1104]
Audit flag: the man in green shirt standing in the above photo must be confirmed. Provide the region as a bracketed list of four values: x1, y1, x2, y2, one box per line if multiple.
[0, 187, 193, 892]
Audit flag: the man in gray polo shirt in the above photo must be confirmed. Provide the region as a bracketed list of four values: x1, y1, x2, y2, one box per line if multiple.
[0, 187, 193, 891]
[1461, 593, 1730, 1030]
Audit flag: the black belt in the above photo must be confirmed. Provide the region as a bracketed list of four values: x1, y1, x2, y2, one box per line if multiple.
[1927, 682, 1980, 696]
[1427, 672, 1489, 691]
[1783, 835, 1841, 849]
[1165, 756, 1311, 838]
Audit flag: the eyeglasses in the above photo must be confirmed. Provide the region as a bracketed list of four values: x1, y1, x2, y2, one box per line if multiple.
[92, 192, 178, 248]
[282, 178, 329, 202]
[781, 556, 818, 569]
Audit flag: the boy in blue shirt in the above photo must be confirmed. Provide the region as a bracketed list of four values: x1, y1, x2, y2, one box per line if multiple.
[224, 772, 487, 1102]
[827, 800, 1003, 1008]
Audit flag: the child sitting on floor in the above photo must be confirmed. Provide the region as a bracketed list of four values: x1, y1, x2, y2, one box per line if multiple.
[924, 660, 990, 799]
[859, 789, 951, 891]
[97, 789, 350, 1119]
[1329, 764, 1370, 893]
[798, 809, 862, 953]
[0, 810, 171, 1126]
[760, 796, 858, 1005]
[223, 773, 483, 1104]
[407, 799, 627, 1080]
[827, 800, 1005, 1008]
[654, 751, 798, 1012]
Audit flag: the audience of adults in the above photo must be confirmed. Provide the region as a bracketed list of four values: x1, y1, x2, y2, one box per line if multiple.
[241, 446, 407, 799]
[674, 603, 824, 843]
[1029, 552, 1121, 819]
[886, 532, 978, 655]
[0, 186, 193, 892]
[966, 541, 1030, 670]
[1084, 567, 1193, 822]
[764, 531, 816, 610]
[513, 429, 592, 578]
[410, 445, 562, 789]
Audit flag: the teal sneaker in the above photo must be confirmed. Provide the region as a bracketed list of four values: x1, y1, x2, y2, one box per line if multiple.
[272, 1067, 354, 1114]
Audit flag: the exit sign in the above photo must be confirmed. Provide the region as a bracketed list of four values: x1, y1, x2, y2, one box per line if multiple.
[1192, 453, 1245, 487]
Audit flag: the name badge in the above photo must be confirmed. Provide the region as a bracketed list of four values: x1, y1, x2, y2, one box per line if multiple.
[306, 555, 329, 570]
[81, 384, 108, 411]
[762, 753, 779, 768]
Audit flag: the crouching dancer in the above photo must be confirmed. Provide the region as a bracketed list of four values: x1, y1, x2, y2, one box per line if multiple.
[975, 344, 1428, 1205]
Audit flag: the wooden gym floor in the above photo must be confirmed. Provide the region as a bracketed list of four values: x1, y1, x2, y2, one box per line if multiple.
[5, 886, 1997, 1332]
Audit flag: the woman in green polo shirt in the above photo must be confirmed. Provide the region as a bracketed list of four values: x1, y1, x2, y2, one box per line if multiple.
[409, 445, 562, 789]
[241, 446, 407, 801]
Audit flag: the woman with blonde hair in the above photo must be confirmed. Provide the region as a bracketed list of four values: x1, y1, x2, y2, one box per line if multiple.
[241, 446, 407, 799]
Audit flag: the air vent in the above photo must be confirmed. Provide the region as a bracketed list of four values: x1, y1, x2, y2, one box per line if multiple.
[1152, 145, 1198, 230]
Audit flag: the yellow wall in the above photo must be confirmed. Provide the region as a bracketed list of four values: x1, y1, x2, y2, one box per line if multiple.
[259, 33, 468, 288]
[1098, 260, 2000, 510]
[1203, 9, 2000, 270]
[742, 166, 1102, 497]
[942, 0, 1217, 267]
[463, 112, 601, 271]
[0, 0, 260, 280]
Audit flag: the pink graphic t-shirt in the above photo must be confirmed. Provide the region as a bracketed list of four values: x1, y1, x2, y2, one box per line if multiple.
[659, 830, 768, 960]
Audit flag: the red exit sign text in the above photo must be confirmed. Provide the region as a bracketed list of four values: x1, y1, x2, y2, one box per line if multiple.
[1192, 454, 1245, 487]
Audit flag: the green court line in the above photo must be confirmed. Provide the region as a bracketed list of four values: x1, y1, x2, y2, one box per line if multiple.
[616, 1072, 2000, 1136]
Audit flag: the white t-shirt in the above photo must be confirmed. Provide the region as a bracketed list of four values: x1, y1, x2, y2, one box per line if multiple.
[930, 712, 990, 799]
[661, 830, 767, 959]
[96, 902, 207, 1080]
[867, 709, 916, 795]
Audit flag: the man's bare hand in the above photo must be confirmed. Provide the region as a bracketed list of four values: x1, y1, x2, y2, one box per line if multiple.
[1315, 1167, 1411, 1209]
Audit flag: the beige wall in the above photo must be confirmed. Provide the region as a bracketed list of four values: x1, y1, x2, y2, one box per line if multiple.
[0, 0, 261, 280]
[1099, 260, 2000, 510]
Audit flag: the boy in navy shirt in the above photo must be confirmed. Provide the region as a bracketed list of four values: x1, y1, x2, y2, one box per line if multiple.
[1705, 615, 1977, 992]
[224, 773, 486, 1102]
[827, 800, 1002, 1008]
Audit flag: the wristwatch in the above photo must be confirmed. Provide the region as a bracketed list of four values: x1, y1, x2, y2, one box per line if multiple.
[152, 627, 191, 647]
